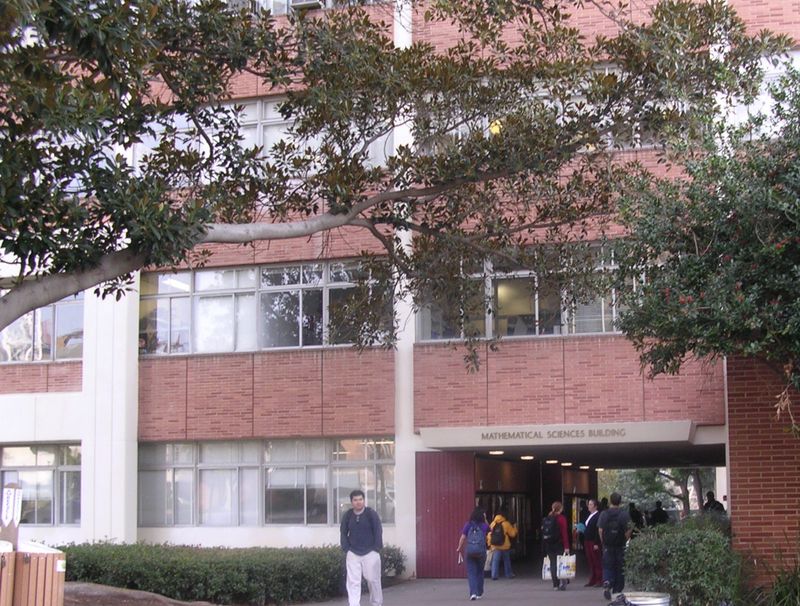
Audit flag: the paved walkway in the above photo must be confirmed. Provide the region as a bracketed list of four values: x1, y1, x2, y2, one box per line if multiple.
[308, 561, 617, 606]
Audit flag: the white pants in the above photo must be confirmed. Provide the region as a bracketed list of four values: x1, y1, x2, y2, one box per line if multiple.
[346, 550, 383, 606]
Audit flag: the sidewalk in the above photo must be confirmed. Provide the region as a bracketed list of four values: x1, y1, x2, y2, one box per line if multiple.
[308, 564, 616, 606]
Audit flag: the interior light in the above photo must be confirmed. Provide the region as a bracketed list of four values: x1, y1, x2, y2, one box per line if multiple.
[580, 465, 591, 470]
[520, 455, 534, 461]
[561, 462, 573, 467]
[595, 467, 605, 472]
[545, 459, 559, 464]
[489, 450, 504, 455]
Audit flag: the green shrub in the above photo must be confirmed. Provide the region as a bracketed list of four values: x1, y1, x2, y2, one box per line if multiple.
[624, 517, 744, 606]
[746, 538, 800, 606]
[60, 542, 405, 605]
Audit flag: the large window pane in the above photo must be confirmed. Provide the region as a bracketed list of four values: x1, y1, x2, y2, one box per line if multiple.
[0, 314, 34, 362]
[236, 294, 257, 351]
[174, 468, 194, 524]
[19, 470, 53, 525]
[139, 298, 169, 354]
[60, 470, 81, 524]
[240, 468, 260, 525]
[302, 290, 323, 346]
[59, 445, 82, 466]
[139, 470, 170, 525]
[495, 278, 535, 337]
[538, 283, 563, 335]
[200, 442, 238, 464]
[260, 291, 299, 347]
[195, 295, 235, 353]
[333, 467, 365, 523]
[55, 302, 83, 359]
[170, 298, 191, 353]
[306, 466, 328, 524]
[570, 294, 611, 334]
[35, 307, 53, 360]
[375, 464, 395, 523]
[265, 467, 304, 523]
[199, 469, 236, 526]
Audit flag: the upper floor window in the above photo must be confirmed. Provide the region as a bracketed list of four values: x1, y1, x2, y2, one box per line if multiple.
[0, 294, 84, 363]
[139, 261, 386, 355]
[0, 444, 81, 526]
[418, 250, 636, 341]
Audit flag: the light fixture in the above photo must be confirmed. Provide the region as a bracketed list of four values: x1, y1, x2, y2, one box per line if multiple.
[545, 459, 559, 464]
[579, 465, 591, 470]
[595, 467, 605, 472]
[561, 462, 573, 467]
[520, 455, 534, 461]
[489, 450, 504, 455]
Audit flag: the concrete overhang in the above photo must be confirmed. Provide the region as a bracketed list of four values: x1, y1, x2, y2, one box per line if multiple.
[419, 421, 726, 468]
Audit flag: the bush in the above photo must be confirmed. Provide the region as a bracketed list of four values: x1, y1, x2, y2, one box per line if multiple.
[60, 542, 405, 605]
[747, 538, 800, 606]
[624, 516, 744, 606]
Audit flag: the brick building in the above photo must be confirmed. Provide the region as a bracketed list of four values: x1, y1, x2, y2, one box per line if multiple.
[1, 0, 799, 582]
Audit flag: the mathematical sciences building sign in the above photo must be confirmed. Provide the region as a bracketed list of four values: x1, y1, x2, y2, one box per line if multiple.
[419, 420, 695, 449]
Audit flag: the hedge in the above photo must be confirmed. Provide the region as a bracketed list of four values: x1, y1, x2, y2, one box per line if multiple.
[60, 542, 405, 605]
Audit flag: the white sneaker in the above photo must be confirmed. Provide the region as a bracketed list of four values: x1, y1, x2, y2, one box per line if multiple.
[476, 595, 483, 600]
[470, 595, 477, 601]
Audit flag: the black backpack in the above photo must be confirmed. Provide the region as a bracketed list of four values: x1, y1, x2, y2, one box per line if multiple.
[466, 523, 487, 558]
[541, 515, 559, 543]
[490, 520, 506, 546]
[603, 510, 627, 546]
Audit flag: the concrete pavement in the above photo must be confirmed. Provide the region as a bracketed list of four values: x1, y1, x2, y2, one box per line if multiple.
[308, 561, 618, 606]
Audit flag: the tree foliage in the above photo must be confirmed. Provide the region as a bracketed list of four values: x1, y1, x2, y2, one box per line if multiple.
[0, 0, 786, 344]
[615, 68, 800, 435]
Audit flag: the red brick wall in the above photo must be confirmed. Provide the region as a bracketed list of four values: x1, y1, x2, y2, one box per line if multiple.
[0, 361, 82, 394]
[727, 357, 800, 582]
[139, 348, 395, 441]
[414, 336, 725, 429]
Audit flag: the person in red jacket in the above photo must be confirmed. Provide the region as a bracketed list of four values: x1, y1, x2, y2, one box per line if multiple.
[542, 501, 571, 591]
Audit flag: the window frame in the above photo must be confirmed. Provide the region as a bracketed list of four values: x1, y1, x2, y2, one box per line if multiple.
[137, 438, 395, 528]
[0, 444, 82, 526]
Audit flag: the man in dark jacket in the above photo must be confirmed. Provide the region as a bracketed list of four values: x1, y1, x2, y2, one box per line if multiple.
[340, 489, 383, 606]
[598, 492, 632, 601]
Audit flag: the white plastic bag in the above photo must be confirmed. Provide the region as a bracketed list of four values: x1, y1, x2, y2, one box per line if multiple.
[542, 556, 551, 580]
[557, 553, 576, 579]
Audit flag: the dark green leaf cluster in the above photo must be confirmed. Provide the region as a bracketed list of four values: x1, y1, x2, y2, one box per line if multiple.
[60, 541, 405, 605]
[625, 517, 744, 605]
[615, 69, 800, 420]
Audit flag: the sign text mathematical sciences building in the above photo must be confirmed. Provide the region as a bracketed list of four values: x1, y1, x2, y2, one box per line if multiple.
[420, 421, 697, 449]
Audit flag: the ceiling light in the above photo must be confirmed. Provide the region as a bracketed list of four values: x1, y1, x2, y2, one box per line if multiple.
[520, 455, 534, 461]
[489, 450, 504, 455]
[595, 467, 605, 472]
[561, 462, 573, 467]
[545, 459, 559, 464]
[580, 465, 591, 470]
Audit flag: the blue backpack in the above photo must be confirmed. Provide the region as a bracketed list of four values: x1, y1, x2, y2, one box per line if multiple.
[466, 523, 486, 558]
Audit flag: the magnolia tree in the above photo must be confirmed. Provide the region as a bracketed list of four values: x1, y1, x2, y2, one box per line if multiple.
[0, 0, 785, 351]
[615, 68, 800, 435]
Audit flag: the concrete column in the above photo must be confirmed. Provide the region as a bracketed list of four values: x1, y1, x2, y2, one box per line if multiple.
[81, 277, 140, 542]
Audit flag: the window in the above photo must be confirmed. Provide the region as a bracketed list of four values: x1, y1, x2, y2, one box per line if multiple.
[418, 250, 633, 340]
[139, 261, 381, 355]
[0, 445, 81, 525]
[0, 294, 84, 363]
[138, 438, 395, 527]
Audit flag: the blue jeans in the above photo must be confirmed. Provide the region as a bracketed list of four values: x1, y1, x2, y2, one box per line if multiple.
[465, 553, 486, 597]
[602, 545, 626, 593]
[491, 549, 513, 579]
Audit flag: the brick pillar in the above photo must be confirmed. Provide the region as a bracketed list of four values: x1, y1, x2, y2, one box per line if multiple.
[727, 357, 800, 584]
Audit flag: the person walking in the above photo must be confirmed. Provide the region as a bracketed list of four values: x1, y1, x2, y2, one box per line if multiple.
[598, 492, 632, 601]
[488, 508, 518, 580]
[456, 507, 490, 601]
[541, 501, 570, 591]
[583, 498, 603, 587]
[340, 489, 383, 606]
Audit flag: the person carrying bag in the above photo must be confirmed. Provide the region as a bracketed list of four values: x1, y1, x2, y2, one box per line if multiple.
[542, 501, 571, 591]
[457, 507, 490, 601]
